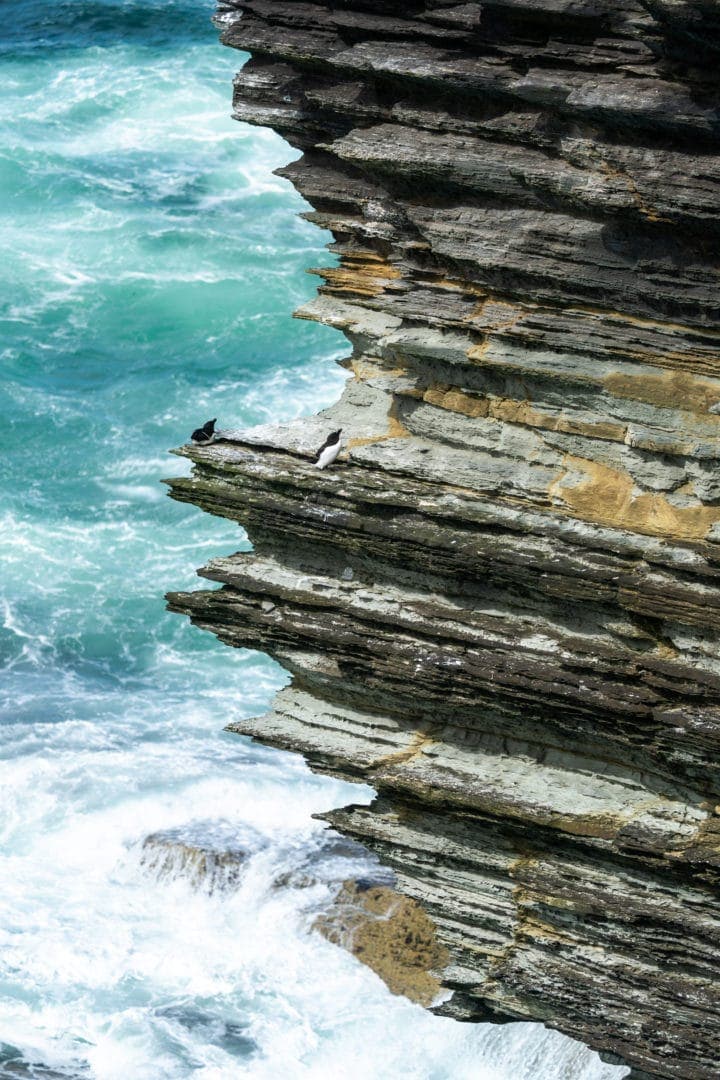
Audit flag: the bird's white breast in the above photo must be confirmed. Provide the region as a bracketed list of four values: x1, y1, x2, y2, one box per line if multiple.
[315, 441, 342, 469]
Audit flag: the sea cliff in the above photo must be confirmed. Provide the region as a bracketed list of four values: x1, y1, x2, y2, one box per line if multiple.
[166, 3, 720, 1076]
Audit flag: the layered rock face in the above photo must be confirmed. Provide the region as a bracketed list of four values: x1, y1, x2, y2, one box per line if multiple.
[166, 3, 720, 1077]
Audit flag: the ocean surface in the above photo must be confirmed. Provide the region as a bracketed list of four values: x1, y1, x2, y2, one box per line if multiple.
[0, 3, 629, 1077]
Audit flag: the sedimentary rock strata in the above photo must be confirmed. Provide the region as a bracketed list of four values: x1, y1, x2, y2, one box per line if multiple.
[166, 3, 720, 1077]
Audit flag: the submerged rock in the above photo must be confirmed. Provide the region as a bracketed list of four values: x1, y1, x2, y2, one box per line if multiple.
[138, 821, 260, 893]
[0, 1055, 86, 1080]
[271, 834, 393, 891]
[153, 1005, 256, 1059]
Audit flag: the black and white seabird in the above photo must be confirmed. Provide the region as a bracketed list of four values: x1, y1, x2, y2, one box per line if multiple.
[314, 428, 343, 470]
[190, 418, 217, 445]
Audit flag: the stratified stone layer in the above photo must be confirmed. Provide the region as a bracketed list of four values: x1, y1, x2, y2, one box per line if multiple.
[166, 4, 720, 1077]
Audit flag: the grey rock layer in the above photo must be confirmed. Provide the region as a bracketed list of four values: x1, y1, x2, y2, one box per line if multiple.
[167, 3, 720, 1077]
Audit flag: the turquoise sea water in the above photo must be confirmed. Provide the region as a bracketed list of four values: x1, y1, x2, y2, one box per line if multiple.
[0, 3, 628, 1077]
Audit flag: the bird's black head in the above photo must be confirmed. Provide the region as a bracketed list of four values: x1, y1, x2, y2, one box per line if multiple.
[328, 429, 342, 443]
[203, 419, 217, 434]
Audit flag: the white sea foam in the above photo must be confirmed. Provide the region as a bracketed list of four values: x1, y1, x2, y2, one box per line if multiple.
[0, 741, 626, 1080]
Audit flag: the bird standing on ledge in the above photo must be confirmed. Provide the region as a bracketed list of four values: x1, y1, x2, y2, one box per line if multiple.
[190, 419, 217, 445]
[314, 429, 343, 469]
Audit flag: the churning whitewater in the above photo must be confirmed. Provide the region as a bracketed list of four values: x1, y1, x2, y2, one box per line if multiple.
[0, 3, 628, 1077]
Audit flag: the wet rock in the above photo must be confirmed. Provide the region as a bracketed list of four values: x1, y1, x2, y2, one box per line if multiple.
[271, 833, 393, 891]
[315, 880, 448, 1008]
[139, 822, 261, 894]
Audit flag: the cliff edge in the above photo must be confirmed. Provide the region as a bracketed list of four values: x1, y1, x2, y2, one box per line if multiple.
[166, 3, 720, 1076]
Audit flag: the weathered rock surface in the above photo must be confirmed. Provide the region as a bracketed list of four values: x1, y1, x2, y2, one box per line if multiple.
[138, 822, 260, 893]
[167, 3, 720, 1077]
[315, 880, 448, 1007]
